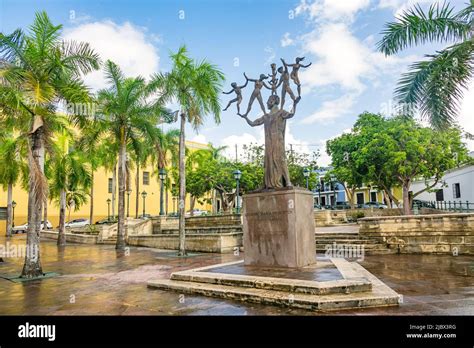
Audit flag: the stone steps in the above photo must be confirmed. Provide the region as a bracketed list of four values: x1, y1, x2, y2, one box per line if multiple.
[170, 271, 372, 295]
[314, 232, 394, 255]
[148, 260, 401, 312]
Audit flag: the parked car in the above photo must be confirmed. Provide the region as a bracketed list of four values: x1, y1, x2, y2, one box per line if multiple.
[139, 214, 152, 220]
[334, 201, 351, 210]
[412, 199, 435, 208]
[65, 218, 90, 228]
[185, 209, 209, 217]
[12, 220, 53, 234]
[95, 218, 117, 225]
[313, 203, 322, 210]
[360, 201, 388, 209]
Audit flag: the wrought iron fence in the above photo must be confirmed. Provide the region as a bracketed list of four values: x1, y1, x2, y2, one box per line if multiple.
[413, 200, 474, 212]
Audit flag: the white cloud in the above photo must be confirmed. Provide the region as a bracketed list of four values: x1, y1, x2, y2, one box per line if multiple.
[280, 32, 294, 47]
[301, 94, 356, 124]
[315, 128, 353, 166]
[63, 20, 160, 91]
[190, 134, 208, 144]
[299, 23, 417, 94]
[296, 0, 371, 23]
[378, 0, 433, 16]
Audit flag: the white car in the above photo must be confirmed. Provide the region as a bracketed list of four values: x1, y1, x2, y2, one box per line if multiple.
[12, 220, 53, 234]
[185, 209, 209, 217]
[65, 218, 90, 228]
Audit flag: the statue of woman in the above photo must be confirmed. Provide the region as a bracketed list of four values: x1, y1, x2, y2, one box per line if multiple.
[240, 73, 269, 116]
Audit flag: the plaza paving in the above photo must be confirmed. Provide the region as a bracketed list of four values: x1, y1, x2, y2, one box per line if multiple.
[0, 233, 472, 315]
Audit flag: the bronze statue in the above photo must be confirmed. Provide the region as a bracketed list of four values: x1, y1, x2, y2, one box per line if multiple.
[281, 57, 312, 97]
[240, 94, 300, 189]
[267, 63, 279, 96]
[224, 57, 310, 189]
[241, 73, 269, 116]
[222, 81, 248, 113]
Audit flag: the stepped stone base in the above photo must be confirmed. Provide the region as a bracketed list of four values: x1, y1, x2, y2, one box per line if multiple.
[148, 258, 400, 311]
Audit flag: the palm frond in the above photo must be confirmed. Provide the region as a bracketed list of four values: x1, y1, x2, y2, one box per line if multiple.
[378, 2, 471, 55]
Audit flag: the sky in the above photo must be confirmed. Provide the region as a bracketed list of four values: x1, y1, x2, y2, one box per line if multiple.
[1, 0, 473, 165]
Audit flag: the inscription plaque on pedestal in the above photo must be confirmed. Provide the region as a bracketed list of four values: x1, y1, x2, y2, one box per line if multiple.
[242, 187, 316, 268]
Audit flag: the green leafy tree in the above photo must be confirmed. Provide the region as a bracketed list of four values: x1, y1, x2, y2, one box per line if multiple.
[149, 46, 224, 256]
[378, 2, 474, 129]
[0, 11, 99, 277]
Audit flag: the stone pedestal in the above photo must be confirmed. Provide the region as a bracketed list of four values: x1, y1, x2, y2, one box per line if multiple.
[242, 187, 316, 268]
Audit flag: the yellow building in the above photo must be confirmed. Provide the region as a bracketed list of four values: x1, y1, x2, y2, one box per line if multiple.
[0, 140, 212, 233]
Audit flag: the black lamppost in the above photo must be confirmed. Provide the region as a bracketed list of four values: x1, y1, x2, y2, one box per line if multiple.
[106, 198, 111, 221]
[141, 191, 147, 217]
[367, 184, 372, 202]
[330, 174, 336, 208]
[126, 190, 132, 218]
[233, 170, 242, 214]
[12, 200, 17, 227]
[159, 168, 167, 216]
[303, 168, 310, 190]
[316, 183, 321, 207]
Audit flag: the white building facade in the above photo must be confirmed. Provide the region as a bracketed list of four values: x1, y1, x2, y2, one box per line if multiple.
[411, 164, 474, 203]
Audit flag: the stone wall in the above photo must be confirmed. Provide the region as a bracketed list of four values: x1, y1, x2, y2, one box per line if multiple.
[185, 214, 242, 228]
[314, 210, 348, 226]
[127, 232, 242, 253]
[359, 213, 473, 255]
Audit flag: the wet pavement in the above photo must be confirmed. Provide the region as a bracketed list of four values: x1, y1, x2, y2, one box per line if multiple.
[0, 235, 472, 315]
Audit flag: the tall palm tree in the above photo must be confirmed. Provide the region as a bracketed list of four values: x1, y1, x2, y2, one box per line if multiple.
[0, 133, 25, 237]
[378, 2, 474, 129]
[149, 46, 224, 256]
[150, 127, 180, 213]
[49, 132, 91, 246]
[0, 12, 99, 277]
[96, 60, 166, 250]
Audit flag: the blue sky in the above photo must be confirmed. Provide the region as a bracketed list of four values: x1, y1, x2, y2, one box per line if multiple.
[1, 0, 472, 164]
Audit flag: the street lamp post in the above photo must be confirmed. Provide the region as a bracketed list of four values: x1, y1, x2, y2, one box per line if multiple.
[12, 200, 17, 227]
[316, 183, 321, 208]
[330, 175, 336, 208]
[159, 168, 167, 216]
[303, 168, 310, 190]
[233, 170, 242, 214]
[126, 190, 132, 218]
[106, 198, 111, 221]
[141, 191, 147, 217]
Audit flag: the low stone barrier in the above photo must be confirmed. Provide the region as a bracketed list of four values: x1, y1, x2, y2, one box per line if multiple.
[127, 232, 242, 253]
[359, 213, 473, 255]
[314, 210, 348, 226]
[41, 230, 98, 244]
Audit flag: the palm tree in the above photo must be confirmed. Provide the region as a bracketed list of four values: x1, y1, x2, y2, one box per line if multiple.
[149, 45, 224, 256]
[0, 12, 99, 277]
[96, 60, 166, 251]
[378, 2, 474, 129]
[150, 127, 180, 213]
[0, 133, 25, 237]
[49, 132, 91, 246]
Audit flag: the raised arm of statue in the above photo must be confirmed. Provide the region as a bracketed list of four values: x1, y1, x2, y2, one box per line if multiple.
[239, 79, 249, 89]
[222, 89, 233, 94]
[301, 62, 312, 68]
[283, 98, 300, 119]
[262, 81, 272, 90]
[242, 114, 265, 127]
[244, 72, 256, 82]
[280, 58, 289, 71]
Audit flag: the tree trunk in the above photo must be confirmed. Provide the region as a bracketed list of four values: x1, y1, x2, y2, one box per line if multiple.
[43, 195, 48, 228]
[165, 184, 169, 215]
[178, 113, 186, 256]
[6, 183, 13, 238]
[190, 197, 195, 216]
[21, 122, 45, 278]
[112, 163, 117, 219]
[57, 189, 66, 246]
[135, 165, 139, 219]
[89, 171, 94, 224]
[116, 139, 127, 250]
[402, 181, 412, 215]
